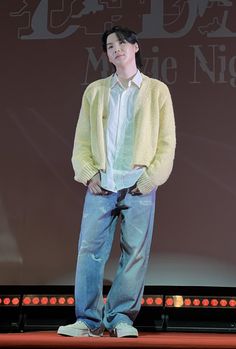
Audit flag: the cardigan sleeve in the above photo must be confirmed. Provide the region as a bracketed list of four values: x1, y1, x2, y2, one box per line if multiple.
[71, 90, 99, 185]
[136, 85, 176, 194]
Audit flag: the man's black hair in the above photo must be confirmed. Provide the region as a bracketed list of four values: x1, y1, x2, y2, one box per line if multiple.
[102, 26, 143, 70]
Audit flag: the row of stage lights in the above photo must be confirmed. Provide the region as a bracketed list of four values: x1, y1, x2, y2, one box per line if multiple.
[1, 295, 236, 308]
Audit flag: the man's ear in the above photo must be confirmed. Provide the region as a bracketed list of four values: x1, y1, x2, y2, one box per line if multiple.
[134, 43, 139, 52]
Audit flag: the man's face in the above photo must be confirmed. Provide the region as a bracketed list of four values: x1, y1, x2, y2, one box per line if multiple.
[106, 32, 139, 69]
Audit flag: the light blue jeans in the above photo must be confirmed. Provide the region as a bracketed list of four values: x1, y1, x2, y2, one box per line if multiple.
[74, 187, 156, 330]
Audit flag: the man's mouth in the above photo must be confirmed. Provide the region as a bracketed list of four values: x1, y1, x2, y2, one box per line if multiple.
[115, 54, 125, 59]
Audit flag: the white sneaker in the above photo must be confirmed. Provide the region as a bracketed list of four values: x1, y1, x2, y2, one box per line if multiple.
[110, 322, 138, 338]
[57, 321, 103, 337]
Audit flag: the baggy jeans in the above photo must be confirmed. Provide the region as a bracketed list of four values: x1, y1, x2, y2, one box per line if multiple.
[74, 187, 156, 330]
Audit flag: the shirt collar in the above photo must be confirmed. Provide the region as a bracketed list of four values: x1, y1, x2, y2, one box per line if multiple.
[111, 70, 142, 89]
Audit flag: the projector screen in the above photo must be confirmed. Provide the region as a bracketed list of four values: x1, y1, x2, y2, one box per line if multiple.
[1, 0, 236, 287]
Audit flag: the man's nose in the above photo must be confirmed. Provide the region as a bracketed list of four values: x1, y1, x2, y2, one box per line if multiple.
[114, 45, 121, 53]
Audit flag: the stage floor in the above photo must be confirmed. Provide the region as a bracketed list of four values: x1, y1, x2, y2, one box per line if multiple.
[1, 331, 236, 348]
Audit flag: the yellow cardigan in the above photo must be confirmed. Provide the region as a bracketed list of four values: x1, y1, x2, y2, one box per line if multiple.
[72, 73, 176, 194]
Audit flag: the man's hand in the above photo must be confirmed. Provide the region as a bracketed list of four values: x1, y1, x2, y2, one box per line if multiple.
[88, 173, 109, 195]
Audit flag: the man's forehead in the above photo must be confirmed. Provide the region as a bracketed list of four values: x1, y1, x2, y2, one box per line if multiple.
[106, 32, 124, 44]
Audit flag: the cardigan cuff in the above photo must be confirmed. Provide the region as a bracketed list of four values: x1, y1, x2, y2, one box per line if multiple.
[74, 164, 99, 186]
[136, 171, 156, 195]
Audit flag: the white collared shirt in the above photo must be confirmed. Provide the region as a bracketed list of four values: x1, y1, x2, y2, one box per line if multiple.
[100, 70, 144, 192]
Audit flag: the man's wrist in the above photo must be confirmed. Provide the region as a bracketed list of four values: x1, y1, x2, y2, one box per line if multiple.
[87, 172, 100, 185]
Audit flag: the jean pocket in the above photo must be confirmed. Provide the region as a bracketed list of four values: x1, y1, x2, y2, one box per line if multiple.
[128, 184, 143, 196]
[98, 187, 112, 196]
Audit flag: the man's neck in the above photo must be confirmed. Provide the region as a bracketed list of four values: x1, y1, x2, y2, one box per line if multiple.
[116, 65, 138, 88]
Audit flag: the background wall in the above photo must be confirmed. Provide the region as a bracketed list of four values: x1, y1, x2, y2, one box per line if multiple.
[1, 0, 236, 286]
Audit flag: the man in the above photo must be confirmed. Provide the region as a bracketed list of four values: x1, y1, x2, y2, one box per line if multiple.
[58, 26, 176, 338]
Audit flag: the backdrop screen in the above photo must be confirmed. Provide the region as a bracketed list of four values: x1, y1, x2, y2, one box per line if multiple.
[1, 0, 236, 286]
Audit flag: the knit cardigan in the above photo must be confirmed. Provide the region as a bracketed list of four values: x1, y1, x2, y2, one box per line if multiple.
[72, 73, 176, 194]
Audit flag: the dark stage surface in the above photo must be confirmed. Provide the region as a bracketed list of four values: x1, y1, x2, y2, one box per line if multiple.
[1, 331, 236, 349]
